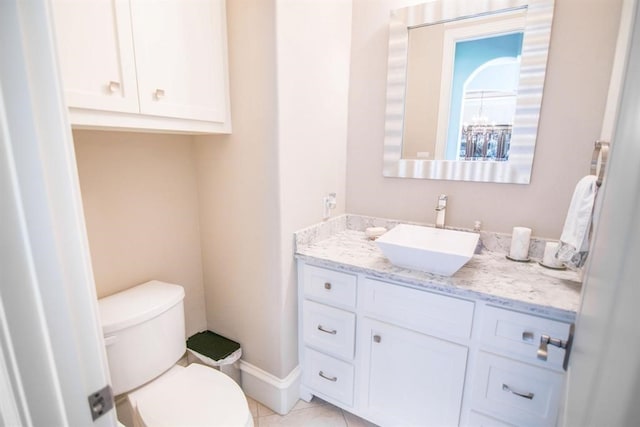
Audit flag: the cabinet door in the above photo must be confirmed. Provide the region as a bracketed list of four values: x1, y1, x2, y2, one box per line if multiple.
[130, 0, 228, 123]
[52, 0, 139, 113]
[361, 318, 468, 426]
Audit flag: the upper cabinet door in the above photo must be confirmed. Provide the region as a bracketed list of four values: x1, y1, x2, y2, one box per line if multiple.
[52, 0, 139, 113]
[130, 0, 228, 123]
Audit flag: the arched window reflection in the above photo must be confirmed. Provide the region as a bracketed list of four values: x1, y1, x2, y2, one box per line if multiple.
[446, 32, 523, 160]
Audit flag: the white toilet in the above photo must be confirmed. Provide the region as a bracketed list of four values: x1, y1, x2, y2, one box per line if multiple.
[98, 280, 253, 427]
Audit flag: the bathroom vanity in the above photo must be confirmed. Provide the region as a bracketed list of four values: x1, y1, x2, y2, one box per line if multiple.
[295, 215, 580, 427]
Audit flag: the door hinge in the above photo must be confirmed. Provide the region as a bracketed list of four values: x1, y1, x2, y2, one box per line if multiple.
[88, 385, 114, 421]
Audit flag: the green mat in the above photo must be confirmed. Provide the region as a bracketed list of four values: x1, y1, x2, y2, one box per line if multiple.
[186, 330, 241, 361]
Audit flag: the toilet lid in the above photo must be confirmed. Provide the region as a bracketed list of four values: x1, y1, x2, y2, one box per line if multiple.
[131, 364, 251, 427]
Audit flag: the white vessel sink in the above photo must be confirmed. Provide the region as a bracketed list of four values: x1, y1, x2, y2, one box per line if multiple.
[375, 224, 479, 276]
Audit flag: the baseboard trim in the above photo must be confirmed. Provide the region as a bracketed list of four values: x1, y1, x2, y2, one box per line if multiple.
[239, 361, 301, 415]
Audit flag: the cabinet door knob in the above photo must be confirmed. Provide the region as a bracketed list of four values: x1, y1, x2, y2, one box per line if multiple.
[155, 89, 165, 100]
[318, 371, 337, 382]
[522, 331, 534, 342]
[324, 282, 332, 290]
[373, 335, 381, 343]
[108, 81, 120, 93]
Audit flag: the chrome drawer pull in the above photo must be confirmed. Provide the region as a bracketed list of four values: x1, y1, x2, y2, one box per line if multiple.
[317, 325, 337, 335]
[324, 282, 332, 290]
[522, 331, 534, 342]
[318, 371, 337, 382]
[502, 384, 534, 400]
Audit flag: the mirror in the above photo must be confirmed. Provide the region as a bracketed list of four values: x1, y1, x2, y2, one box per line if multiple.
[382, 0, 555, 183]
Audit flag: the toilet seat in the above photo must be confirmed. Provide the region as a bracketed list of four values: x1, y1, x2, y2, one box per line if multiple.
[128, 364, 252, 427]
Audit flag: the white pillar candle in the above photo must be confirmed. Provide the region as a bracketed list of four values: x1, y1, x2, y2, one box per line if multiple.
[509, 227, 532, 260]
[542, 242, 562, 267]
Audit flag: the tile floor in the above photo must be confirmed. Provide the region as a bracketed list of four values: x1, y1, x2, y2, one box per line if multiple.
[246, 396, 379, 427]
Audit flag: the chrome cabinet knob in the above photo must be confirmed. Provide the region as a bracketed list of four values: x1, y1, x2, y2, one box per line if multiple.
[522, 331, 534, 342]
[155, 88, 165, 100]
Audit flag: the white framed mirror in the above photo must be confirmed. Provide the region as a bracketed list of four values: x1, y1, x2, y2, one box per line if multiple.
[382, 0, 555, 183]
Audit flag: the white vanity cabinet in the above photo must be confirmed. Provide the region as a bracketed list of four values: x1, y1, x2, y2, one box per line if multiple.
[52, 0, 230, 134]
[299, 265, 357, 407]
[462, 306, 571, 427]
[359, 278, 473, 426]
[298, 263, 474, 426]
[297, 261, 574, 427]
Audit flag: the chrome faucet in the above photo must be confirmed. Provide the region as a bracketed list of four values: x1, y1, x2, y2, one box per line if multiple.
[435, 194, 447, 228]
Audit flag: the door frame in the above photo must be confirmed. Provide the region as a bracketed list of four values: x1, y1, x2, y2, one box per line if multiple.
[0, 1, 115, 425]
[560, 0, 640, 424]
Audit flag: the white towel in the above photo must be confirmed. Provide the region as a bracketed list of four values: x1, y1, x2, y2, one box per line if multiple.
[556, 175, 598, 268]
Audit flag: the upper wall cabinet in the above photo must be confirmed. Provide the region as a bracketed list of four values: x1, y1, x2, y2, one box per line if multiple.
[52, 0, 231, 134]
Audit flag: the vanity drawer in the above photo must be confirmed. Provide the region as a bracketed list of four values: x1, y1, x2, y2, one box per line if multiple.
[479, 306, 571, 369]
[470, 352, 564, 427]
[466, 411, 517, 427]
[362, 278, 474, 340]
[303, 300, 355, 360]
[303, 348, 354, 407]
[303, 265, 357, 309]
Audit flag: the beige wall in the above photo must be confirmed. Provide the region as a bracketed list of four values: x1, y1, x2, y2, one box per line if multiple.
[276, 0, 352, 375]
[194, 0, 351, 378]
[346, 0, 622, 238]
[193, 0, 283, 376]
[403, 24, 443, 159]
[73, 131, 206, 337]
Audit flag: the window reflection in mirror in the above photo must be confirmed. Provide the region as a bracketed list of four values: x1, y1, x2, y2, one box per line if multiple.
[402, 10, 525, 161]
[453, 33, 523, 161]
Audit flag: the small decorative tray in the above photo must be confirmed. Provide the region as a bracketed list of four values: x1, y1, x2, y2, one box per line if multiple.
[538, 261, 567, 271]
[505, 255, 531, 263]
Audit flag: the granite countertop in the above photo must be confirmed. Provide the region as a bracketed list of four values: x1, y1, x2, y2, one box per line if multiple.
[295, 219, 582, 323]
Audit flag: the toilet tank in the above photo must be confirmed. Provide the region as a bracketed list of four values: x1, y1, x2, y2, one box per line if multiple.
[98, 280, 186, 396]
